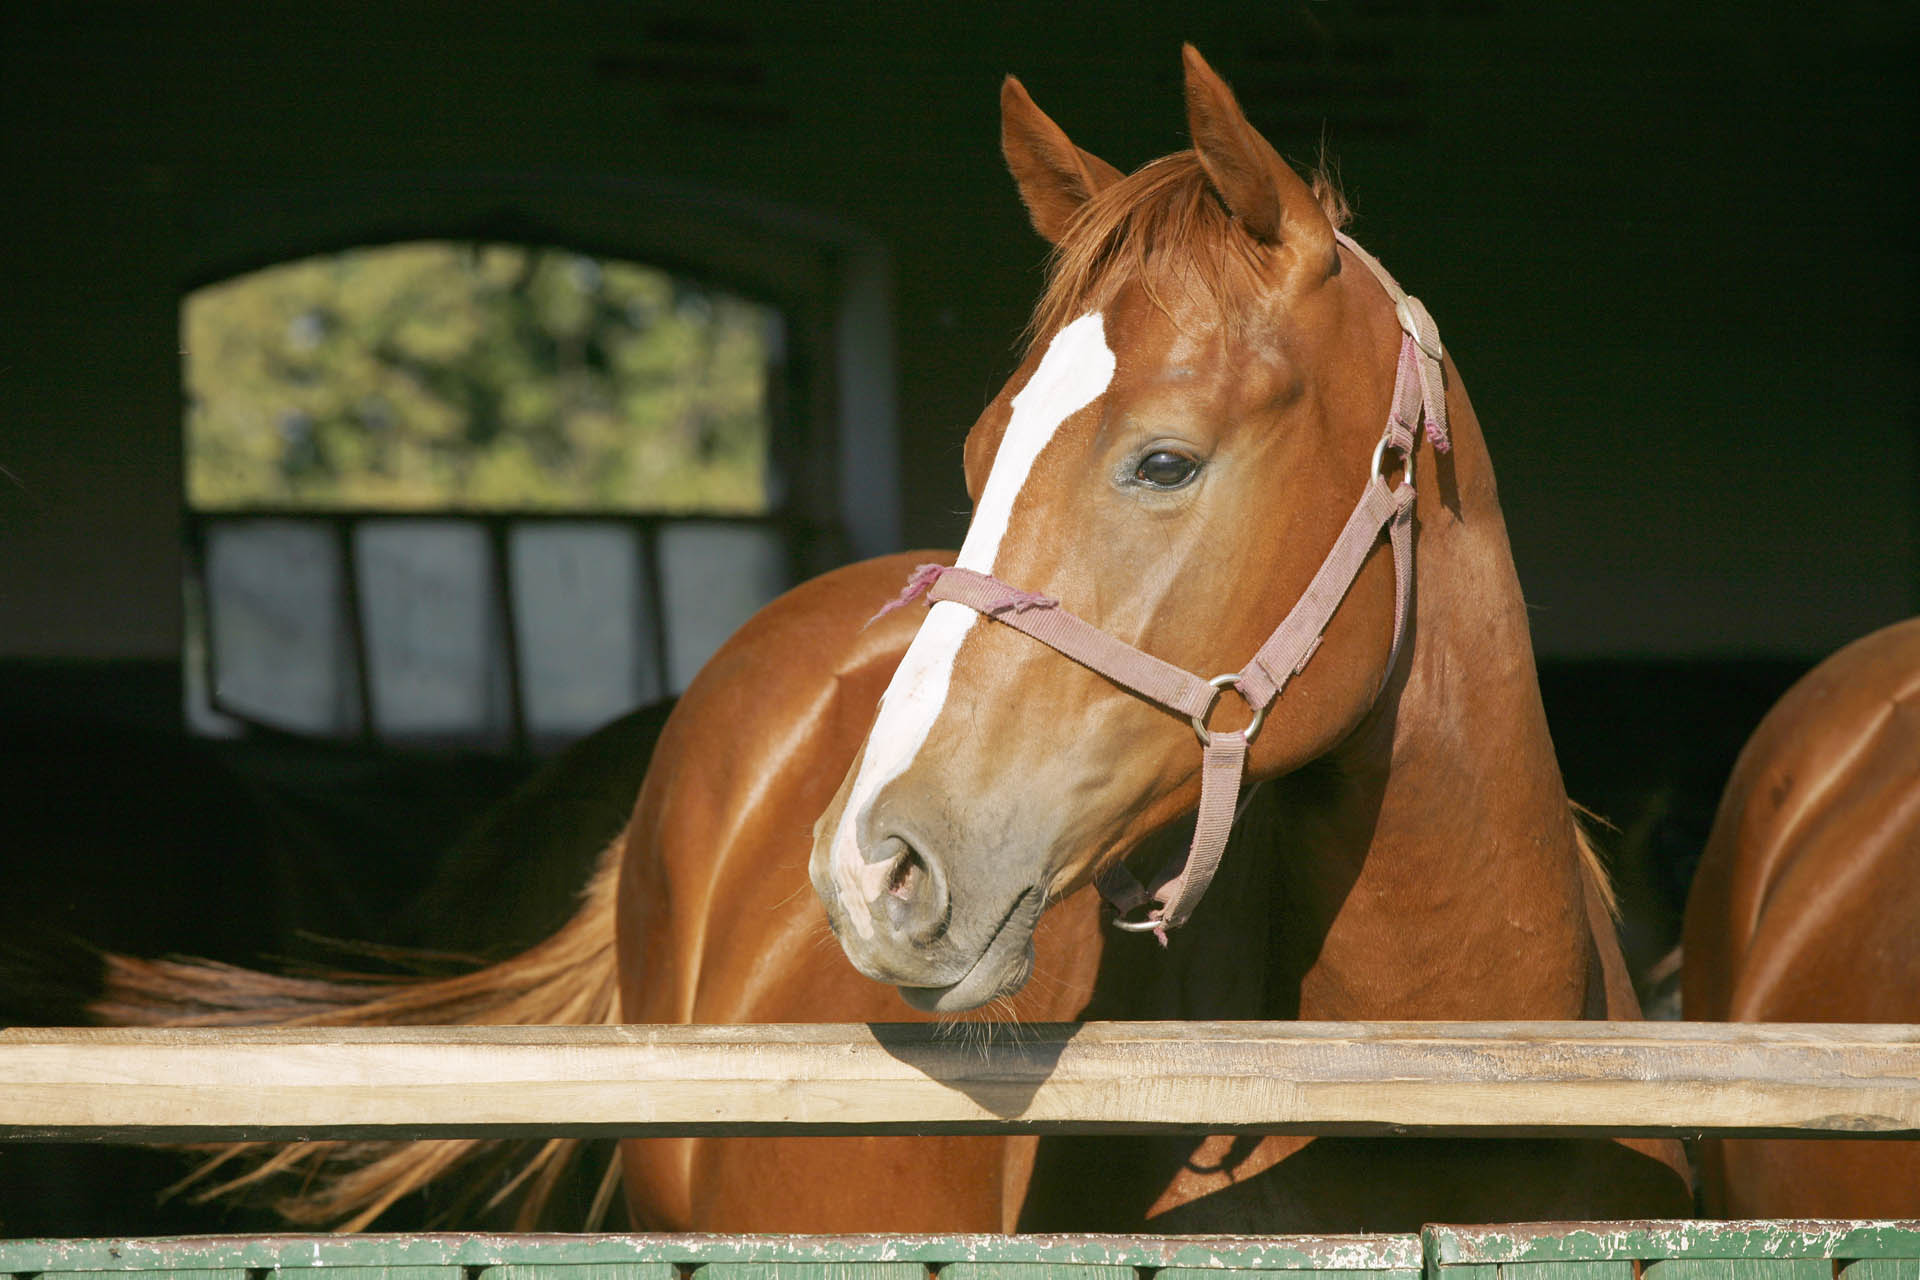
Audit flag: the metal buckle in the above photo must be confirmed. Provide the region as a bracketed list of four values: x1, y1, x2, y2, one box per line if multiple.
[1371, 431, 1415, 491]
[1190, 672, 1268, 747]
[1395, 295, 1444, 361]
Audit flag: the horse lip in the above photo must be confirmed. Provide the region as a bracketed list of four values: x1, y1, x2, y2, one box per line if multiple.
[896, 884, 1042, 1013]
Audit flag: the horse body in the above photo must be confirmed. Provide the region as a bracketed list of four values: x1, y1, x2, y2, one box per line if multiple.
[614, 43, 1694, 1221]
[613, 553, 1104, 1232]
[606, 513, 1688, 1231]
[1684, 615, 1920, 1217]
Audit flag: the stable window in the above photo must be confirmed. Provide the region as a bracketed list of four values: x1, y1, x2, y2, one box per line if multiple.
[183, 241, 798, 751]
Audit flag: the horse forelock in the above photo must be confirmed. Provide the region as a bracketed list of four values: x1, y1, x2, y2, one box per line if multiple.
[1028, 151, 1352, 345]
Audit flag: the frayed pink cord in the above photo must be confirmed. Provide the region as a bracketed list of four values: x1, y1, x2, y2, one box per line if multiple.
[869, 562, 950, 625]
[984, 584, 1059, 616]
[869, 563, 1059, 627]
[1393, 337, 1451, 453]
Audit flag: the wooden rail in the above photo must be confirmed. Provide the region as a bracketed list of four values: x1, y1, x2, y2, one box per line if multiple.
[3, 1020, 1917, 1142]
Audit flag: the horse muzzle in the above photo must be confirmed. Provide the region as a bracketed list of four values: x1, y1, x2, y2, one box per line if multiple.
[811, 818, 1044, 1012]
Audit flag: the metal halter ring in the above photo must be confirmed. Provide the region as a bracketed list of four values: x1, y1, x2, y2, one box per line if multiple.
[1371, 431, 1414, 491]
[1110, 903, 1165, 934]
[1190, 672, 1268, 748]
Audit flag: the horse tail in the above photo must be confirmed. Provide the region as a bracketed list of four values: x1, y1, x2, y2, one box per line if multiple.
[88, 834, 628, 1232]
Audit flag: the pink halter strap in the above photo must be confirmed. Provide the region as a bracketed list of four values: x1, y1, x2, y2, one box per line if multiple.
[878, 233, 1449, 941]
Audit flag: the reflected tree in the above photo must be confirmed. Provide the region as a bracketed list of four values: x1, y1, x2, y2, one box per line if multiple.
[185, 243, 775, 513]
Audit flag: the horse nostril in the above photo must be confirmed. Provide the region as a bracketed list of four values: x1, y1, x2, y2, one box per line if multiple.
[886, 846, 926, 900]
[867, 832, 946, 943]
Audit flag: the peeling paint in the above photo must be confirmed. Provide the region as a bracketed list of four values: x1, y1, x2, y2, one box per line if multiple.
[0, 1225, 1914, 1280]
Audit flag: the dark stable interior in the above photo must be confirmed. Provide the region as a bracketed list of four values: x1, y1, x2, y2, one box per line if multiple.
[2, 1, 1913, 1237]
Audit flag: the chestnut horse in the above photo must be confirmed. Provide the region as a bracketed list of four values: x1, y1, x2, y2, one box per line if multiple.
[1684, 614, 1920, 1218]
[91, 49, 1690, 1231]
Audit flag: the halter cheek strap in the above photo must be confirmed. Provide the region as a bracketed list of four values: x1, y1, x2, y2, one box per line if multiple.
[877, 233, 1449, 941]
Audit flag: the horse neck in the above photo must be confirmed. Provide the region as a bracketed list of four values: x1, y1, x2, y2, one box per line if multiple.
[1088, 378, 1619, 1024]
[1286, 379, 1612, 1020]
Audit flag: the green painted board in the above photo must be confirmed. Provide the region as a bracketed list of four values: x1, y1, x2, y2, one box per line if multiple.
[1645, 1261, 1832, 1280]
[1497, 1264, 1632, 1280]
[1159, 1271, 1417, 1280]
[1843, 1264, 1920, 1280]
[940, 1266, 1135, 1280]
[487, 1264, 681, 1280]
[1430, 1224, 1920, 1266]
[693, 1265, 929, 1280]
[2, 1228, 1909, 1280]
[280, 1268, 463, 1280]
[0, 1237, 1417, 1273]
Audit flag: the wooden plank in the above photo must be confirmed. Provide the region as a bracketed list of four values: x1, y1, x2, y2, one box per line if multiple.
[2, 1021, 1917, 1143]
[1430, 1223, 1920, 1265]
[1644, 1263, 1831, 1280]
[487, 1266, 679, 1280]
[1496, 1266, 1631, 1280]
[0, 1236, 1421, 1275]
[1158, 1271, 1417, 1280]
[1842, 1263, 1920, 1280]
[0, 1238, 1913, 1280]
[691, 1266, 926, 1280]
[941, 1266, 1135, 1280]
[279, 1270, 461, 1280]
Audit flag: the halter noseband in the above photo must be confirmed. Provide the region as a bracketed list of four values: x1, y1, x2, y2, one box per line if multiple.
[877, 232, 1451, 942]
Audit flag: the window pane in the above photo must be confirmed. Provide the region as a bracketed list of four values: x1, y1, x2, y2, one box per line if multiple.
[355, 520, 508, 744]
[510, 521, 659, 739]
[182, 240, 804, 752]
[202, 519, 360, 735]
[657, 522, 792, 690]
[183, 242, 776, 514]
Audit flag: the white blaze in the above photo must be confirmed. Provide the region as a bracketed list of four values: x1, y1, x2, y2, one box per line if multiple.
[829, 313, 1116, 934]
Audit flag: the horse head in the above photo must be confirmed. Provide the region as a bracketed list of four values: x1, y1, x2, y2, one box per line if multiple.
[810, 47, 1433, 1012]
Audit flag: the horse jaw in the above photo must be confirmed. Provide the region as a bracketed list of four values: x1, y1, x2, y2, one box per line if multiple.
[808, 314, 1115, 1010]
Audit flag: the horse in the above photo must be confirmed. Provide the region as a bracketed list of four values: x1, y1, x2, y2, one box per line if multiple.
[794, 43, 1690, 1230]
[1684, 614, 1920, 1218]
[83, 47, 1692, 1232]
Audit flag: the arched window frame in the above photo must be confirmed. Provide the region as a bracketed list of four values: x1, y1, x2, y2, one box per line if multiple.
[180, 173, 897, 752]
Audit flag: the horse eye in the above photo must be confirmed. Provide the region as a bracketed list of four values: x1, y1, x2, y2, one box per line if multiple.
[1134, 449, 1200, 489]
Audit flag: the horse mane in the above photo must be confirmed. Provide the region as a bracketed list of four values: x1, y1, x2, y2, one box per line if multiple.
[1028, 150, 1352, 344]
[1571, 803, 1622, 923]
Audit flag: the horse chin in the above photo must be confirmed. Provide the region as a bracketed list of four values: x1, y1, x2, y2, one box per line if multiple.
[897, 946, 1033, 1013]
[896, 886, 1042, 1013]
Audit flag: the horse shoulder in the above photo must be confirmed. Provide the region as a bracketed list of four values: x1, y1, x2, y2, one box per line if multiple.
[620, 553, 947, 1009]
[617, 550, 1095, 1232]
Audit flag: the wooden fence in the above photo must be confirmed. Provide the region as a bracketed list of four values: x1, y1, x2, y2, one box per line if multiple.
[2, 1212, 1919, 1280]
[5, 1020, 1918, 1142]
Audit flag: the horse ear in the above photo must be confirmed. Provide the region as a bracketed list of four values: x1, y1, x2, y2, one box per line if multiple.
[1001, 75, 1124, 244]
[1181, 45, 1335, 269]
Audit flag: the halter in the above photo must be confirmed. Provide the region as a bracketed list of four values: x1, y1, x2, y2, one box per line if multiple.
[878, 232, 1450, 942]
